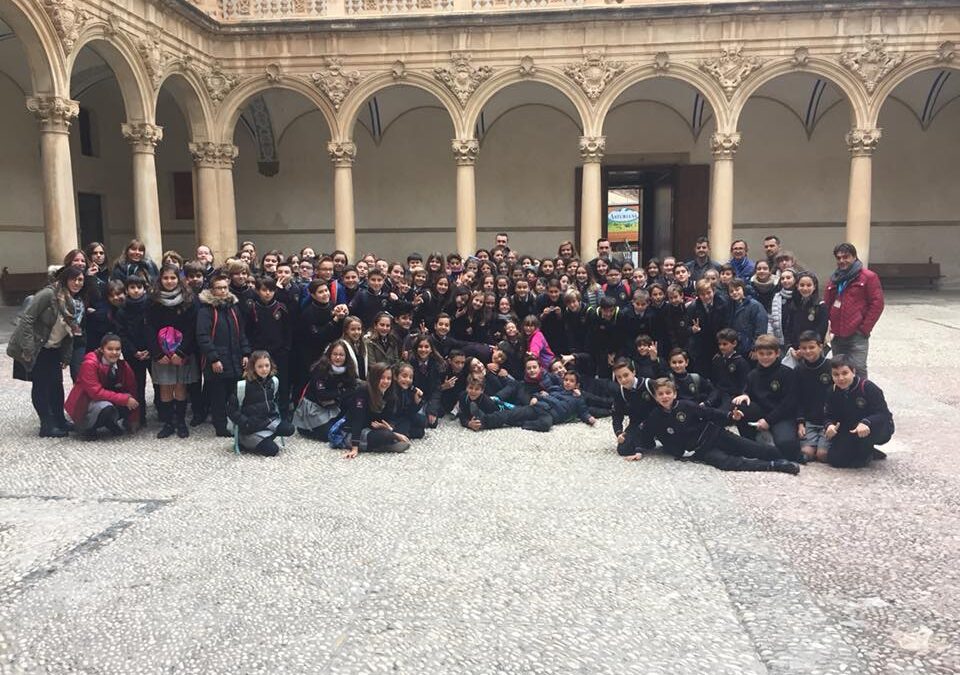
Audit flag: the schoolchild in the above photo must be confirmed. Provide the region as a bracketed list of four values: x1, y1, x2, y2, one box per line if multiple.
[227, 261, 257, 316]
[226, 350, 296, 456]
[750, 260, 778, 313]
[561, 290, 591, 354]
[410, 334, 447, 427]
[365, 311, 402, 368]
[727, 278, 768, 358]
[823, 355, 894, 468]
[110, 239, 158, 285]
[183, 261, 207, 293]
[437, 349, 469, 415]
[391, 362, 426, 440]
[349, 268, 395, 328]
[657, 284, 692, 355]
[642, 378, 798, 474]
[587, 296, 622, 379]
[342, 362, 412, 458]
[667, 348, 713, 404]
[707, 328, 749, 411]
[602, 264, 631, 308]
[768, 268, 796, 347]
[671, 263, 697, 303]
[548, 359, 614, 418]
[629, 334, 667, 379]
[85, 280, 124, 352]
[196, 273, 250, 437]
[611, 358, 657, 460]
[784, 272, 829, 352]
[510, 279, 536, 321]
[248, 276, 294, 417]
[620, 290, 656, 356]
[489, 296, 517, 344]
[297, 280, 348, 379]
[793, 330, 833, 462]
[535, 280, 566, 353]
[732, 334, 803, 461]
[115, 276, 152, 419]
[521, 314, 556, 371]
[687, 278, 730, 375]
[64, 334, 141, 440]
[147, 264, 199, 439]
[294, 340, 361, 439]
[553, 371, 598, 426]
[459, 376, 538, 431]
[341, 315, 368, 379]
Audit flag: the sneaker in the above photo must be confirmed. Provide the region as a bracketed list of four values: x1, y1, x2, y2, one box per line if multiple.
[107, 419, 126, 437]
[771, 459, 800, 475]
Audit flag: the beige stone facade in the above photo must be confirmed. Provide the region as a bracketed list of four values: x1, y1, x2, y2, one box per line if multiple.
[0, 0, 958, 283]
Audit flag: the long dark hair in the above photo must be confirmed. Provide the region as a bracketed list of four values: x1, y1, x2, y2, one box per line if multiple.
[151, 263, 193, 304]
[793, 271, 821, 307]
[312, 339, 359, 381]
[366, 362, 394, 413]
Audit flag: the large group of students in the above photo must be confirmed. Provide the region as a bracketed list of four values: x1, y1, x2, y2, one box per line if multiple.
[7, 231, 894, 470]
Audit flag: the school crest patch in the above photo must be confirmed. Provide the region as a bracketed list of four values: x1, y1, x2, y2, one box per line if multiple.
[666, 427, 675, 434]
[770, 379, 781, 392]
[808, 310, 816, 322]
[688, 383, 697, 393]
[856, 397, 867, 408]
[728, 363, 736, 373]
[676, 411, 687, 423]
[819, 373, 831, 385]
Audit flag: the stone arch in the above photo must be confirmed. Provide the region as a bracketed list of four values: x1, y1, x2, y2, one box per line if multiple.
[463, 70, 591, 139]
[156, 68, 214, 142]
[730, 58, 869, 130]
[0, 0, 65, 95]
[480, 103, 582, 141]
[68, 29, 153, 122]
[868, 56, 960, 127]
[337, 72, 461, 141]
[215, 76, 337, 144]
[595, 64, 730, 135]
[606, 98, 712, 141]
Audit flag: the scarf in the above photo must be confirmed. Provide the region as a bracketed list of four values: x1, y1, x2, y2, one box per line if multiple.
[157, 288, 184, 307]
[770, 287, 793, 342]
[751, 277, 776, 296]
[831, 260, 863, 295]
[331, 364, 346, 375]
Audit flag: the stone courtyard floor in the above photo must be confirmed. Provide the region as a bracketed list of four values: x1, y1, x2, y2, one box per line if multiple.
[0, 292, 957, 674]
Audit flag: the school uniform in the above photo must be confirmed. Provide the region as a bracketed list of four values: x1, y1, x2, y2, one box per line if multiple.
[116, 295, 152, 417]
[586, 307, 622, 379]
[226, 376, 294, 456]
[248, 298, 294, 415]
[535, 294, 566, 353]
[602, 281, 631, 309]
[413, 356, 447, 420]
[686, 294, 730, 375]
[728, 296, 769, 356]
[795, 353, 833, 452]
[785, 299, 830, 348]
[824, 376, 894, 468]
[656, 302, 691, 355]
[391, 387, 426, 439]
[671, 371, 713, 404]
[709, 351, 749, 410]
[458, 391, 538, 430]
[84, 299, 121, 352]
[619, 305, 657, 356]
[562, 304, 591, 353]
[612, 376, 656, 456]
[196, 290, 251, 435]
[347, 388, 405, 452]
[643, 399, 791, 472]
[295, 366, 360, 439]
[510, 293, 536, 321]
[147, 292, 199, 433]
[737, 361, 803, 461]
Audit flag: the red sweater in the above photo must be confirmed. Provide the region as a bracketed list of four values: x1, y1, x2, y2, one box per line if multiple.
[64, 351, 139, 425]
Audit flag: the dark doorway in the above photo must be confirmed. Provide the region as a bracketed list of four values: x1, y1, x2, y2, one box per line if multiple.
[77, 192, 104, 246]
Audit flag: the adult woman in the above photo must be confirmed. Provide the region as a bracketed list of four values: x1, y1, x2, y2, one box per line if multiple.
[64, 333, 140, 440]
[84, 241, 110, 287]
[63, 249, 93, 378]
[111, 239, 159, 285]
[557, 240, 576, 260]
[8, 266, 85, 437]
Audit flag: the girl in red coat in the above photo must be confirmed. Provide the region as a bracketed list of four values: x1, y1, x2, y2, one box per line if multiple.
[65, 334, 141, 440]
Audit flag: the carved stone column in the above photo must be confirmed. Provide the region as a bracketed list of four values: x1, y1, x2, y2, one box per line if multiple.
[122, 122, 164, 261]
[579, 136, 605, 260]
[328, 141, 357, 262]
[452, 139, 479, 257]
[709, 132, 740, 259]
[27, 96, 79, 265]
[845, 128, 881, 265]
[190, 141, 237, 262]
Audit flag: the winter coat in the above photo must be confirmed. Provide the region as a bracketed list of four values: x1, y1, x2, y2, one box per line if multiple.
[110, 258, 159, 285]
[822, 267, 884, 338]
[227, 376, 280, 434]
[6, 286, 75, 372]
[64, 350, 139, 425]
[116, 296, 151, 359]
[728, 297, 769, 355]
[365, 333, 401, 368]
[147, 296, 198, 360]
[196, 290, 250, 377]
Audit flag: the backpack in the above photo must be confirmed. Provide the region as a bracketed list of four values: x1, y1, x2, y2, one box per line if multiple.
[227, 376, 279, 454]
[327, 416, 352, 449]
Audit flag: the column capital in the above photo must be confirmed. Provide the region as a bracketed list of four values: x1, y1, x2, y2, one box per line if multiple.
[189, 141, 239, 169]
[122, 122, 164, 153]
[26, 96, 79, 133]
[452, 138, 479, 166]
[578, 136, 605, 163]
[845, 128, 882, 157]
[710, 132, 741, 160]
[327, 141, 357, 167]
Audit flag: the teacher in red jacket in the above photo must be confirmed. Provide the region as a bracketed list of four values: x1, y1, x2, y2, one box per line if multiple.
[822, 243, 884, 378]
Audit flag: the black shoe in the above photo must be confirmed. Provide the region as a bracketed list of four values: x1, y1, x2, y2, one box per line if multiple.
[189, 415, 207, 427]
[176, 423, 189, 439]
[156, 423, 176, 439]
[770, 459, 800, 475]
[60, 420, 75, 432]
[215, 428, 232, 438]
[871, 448, 887, 461]
[275, 421, 295, 437]
[39, 425, 68, 438]
[79, 429, 99, 442]
[107, 420, 126, 437]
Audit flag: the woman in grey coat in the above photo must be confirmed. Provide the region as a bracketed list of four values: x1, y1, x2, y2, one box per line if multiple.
[7, 266, 86, 437]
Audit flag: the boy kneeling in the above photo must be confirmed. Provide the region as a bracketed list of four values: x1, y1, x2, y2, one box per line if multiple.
[824, 355, 894, 468]
[645, 378, 799, 474]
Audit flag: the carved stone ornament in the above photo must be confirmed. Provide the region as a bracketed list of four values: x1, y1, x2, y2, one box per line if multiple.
[653, 52, 670, 72]
[189, 142, 239, 169]
[104, 14, 122, 38]
[519, 55, 536, 77]
[451, 139, 479, 166]
[710, 132, 741, 159]
[311, 58, 362, 110]
[845, 128, 882, 158]
[434, 53, 494, 106]
[203, 62, 240, 104]
[43, 0, 87, 52]
[792, 47, 810, 68]
[839, 38, 904, 94]
[138, 28, 167, 90]
[937, 41, 956, 63]
[564, 52, 625, 101]
[265, 63, 283, 83]
[700, 47, 763, 99]
[122, 122, 164, 152]
[327, 141, 357, 167]
[26, 96, 79, 132]
[578, 136, 606, 162]
[391, 60, 407, 80]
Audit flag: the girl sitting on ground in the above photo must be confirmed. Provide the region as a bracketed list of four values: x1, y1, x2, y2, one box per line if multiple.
[64, 333, 141, 440]
[343, 362, 411, 458]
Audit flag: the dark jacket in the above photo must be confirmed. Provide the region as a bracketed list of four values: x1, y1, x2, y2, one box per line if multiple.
[611, 376, 656, 436]
[247, 298, 293, 354]
[304, 367, 361, 407]
[297, 300, 342, 367]
[110, 258, 159, 285]
[672, 371, 713, 404]
[744, 362, 797, 424]
[619, 305, 657, 356]
[562, 304, 591, 353]
[728, 297, 768, 355]
[196, 290, 250, 377]
[710, 351, 750, 398]
[227, 376, 280, 434]
[785, 299, 829, 348]
[795, 353, 832, 425]
[824, 376, 893, 434]
[116, 295, 151, 360]
[147, 296, 198, 360]
[687, 294, 730, 366]
[84, 299, 121, 352]
[643, 399, 734, 458]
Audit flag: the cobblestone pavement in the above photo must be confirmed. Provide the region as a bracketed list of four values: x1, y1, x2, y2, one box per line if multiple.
[0, 293, 957, 674]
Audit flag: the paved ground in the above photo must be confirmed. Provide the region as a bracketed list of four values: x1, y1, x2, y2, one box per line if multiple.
[0, 293, 957, 674]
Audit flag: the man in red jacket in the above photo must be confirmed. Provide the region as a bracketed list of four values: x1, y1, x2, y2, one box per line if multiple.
[822, 243, 884, 378]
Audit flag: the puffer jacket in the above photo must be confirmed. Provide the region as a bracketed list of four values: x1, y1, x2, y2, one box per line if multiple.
[823, 267, 884, 338]
[6, 286, 74, 372]
[196, 290, 250, 377]
[227, 376, 279, 433]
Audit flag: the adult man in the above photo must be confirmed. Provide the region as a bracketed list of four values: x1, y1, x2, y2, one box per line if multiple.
[728, 240, 756, 281]
[586, 237, 614, 278]
[822, 243, 884, 378]
[494, 232, 510, 250]
[762, 236, 782, 269]
[685, 236, 721, 282]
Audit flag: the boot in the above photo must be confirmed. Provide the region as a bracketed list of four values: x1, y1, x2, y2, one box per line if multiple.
[156, 401, 176, 439]
[39, 416, 68, 438]
[871, 447, 888, 461]
[174, 400, 189, 439]
[96, 406, 125, 436]
[767, 459, 800, 475]
[275, 421, 295, 437]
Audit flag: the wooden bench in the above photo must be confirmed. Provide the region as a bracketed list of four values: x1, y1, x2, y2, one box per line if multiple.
[871, 259, 941, 289]
[1, 267, 50, 306]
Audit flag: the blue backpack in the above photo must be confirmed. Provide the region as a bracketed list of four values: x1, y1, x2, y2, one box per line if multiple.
[327, 416, 352, 449]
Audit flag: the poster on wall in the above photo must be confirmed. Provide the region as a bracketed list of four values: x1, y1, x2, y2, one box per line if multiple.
[606, 205, 639, 244]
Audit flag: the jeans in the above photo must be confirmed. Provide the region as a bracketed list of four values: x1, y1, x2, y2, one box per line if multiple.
[31, 347, 67, 427]
[832, 332, 870, 378]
